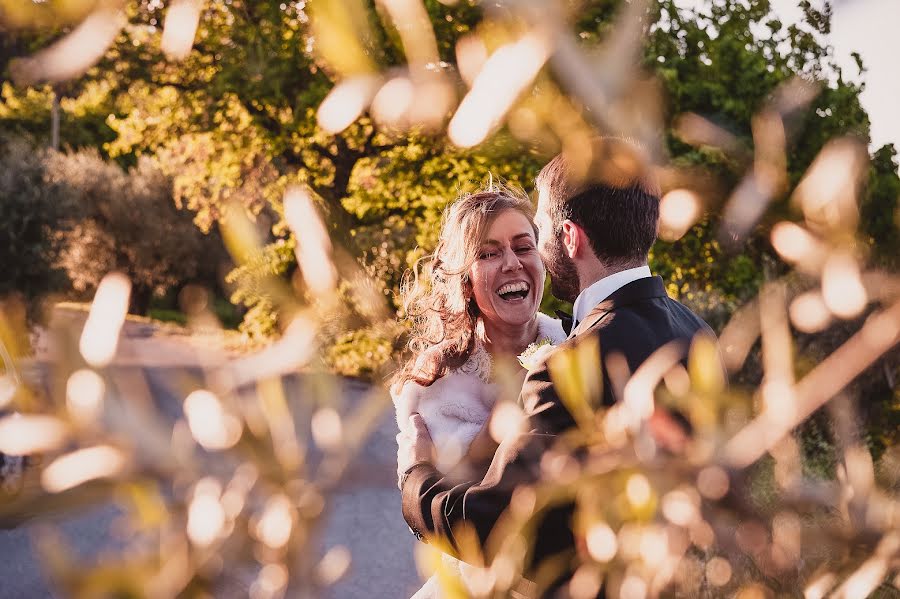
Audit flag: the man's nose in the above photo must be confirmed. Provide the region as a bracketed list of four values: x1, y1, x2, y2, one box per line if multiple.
[500, 249, 523, 272]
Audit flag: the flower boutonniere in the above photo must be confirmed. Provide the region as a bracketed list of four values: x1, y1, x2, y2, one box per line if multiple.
[517, 338, 556, 371]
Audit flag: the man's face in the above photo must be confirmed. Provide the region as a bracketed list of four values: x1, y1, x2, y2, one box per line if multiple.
[535, 188, 580, 303]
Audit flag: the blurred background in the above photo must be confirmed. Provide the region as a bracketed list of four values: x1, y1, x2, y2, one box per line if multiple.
[0, 0, 897, 597]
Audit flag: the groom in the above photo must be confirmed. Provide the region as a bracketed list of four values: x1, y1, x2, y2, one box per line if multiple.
[398, 138, 714, 595]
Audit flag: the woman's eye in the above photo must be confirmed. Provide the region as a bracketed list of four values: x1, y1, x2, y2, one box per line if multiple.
[515, 246, 535, 254]
[479, 251, 497, 260]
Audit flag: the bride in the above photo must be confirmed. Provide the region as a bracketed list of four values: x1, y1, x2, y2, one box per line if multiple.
[392, 186, 566, 599]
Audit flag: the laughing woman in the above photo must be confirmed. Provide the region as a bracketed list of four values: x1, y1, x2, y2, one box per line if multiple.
[391, 187, 565, 599]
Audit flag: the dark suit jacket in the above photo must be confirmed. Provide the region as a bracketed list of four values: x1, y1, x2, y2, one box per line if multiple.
[401, 276, 714, 595]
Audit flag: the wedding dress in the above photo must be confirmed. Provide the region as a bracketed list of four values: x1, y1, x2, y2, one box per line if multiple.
[393, 313, 566, 599]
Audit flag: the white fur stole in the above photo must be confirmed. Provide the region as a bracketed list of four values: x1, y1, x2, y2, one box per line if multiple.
[393, 313, 565, 469]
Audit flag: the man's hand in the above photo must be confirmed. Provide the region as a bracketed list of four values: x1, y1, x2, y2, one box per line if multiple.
[396, 413, 436, 481]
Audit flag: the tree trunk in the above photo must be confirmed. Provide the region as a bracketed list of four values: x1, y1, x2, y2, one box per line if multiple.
[50, 88, 60, 151]
[129, 285, 153, 316]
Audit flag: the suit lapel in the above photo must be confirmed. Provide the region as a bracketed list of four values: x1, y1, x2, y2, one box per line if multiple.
[570, 276, 668, 338]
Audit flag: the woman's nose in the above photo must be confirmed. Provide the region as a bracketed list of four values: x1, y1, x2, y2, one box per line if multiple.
[501, 249, 523, 272]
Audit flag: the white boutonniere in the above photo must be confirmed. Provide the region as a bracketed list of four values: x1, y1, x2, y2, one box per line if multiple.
[517, 338, 556, 371]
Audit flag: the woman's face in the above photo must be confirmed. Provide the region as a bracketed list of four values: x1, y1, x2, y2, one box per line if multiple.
[469, 209, 545, 328]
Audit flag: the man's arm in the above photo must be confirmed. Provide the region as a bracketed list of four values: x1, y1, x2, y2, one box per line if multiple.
[399, 356, 577, 555]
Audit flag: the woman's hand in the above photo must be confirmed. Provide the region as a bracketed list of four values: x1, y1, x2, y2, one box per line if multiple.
[396, 413, 437, 481]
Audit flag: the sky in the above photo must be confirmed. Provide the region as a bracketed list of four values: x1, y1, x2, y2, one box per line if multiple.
[677, 0, 900, 152]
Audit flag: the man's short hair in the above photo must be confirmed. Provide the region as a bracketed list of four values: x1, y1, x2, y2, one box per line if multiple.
[536, 138, 661, 266]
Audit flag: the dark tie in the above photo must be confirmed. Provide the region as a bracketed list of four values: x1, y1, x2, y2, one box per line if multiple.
[555, 309, 574, 336]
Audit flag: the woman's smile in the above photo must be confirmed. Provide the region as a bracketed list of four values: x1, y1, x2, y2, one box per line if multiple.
[470, 209, 545, 328]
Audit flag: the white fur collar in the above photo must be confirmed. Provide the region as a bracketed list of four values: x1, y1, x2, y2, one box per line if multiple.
[459, 312, 566, 382]
[393, 314, 567, 469]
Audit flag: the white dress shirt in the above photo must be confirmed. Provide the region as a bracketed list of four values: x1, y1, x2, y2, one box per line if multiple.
[571, 265, 653, 327]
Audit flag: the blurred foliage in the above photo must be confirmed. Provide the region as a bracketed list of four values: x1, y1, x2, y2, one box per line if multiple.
[0, 0, 898, 598]
[0, 0, 895, 462]
[5, 0, 894, 347]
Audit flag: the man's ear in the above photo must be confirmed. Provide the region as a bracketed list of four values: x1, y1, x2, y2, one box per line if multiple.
[561, 219, 582, 258]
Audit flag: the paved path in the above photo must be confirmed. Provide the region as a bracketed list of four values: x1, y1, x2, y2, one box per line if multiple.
[0, 314, 423, 598]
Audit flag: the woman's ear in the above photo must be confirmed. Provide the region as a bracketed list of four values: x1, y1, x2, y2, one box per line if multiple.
[561, 219, 581, 258]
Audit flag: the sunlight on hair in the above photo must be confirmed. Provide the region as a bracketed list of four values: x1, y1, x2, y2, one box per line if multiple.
[0, 413, 68, 454]
[66, 368, 105, 425]
[658, 189, 701, 241]
[283, 186, 338, 300]
[9, 9, 125, 85]
[41, 445, 126, 492]
[161, 0, 201, 60]
[822, 252, 867, 319]
[316, 76, 380, 134]
[183, 389, 242, 450]
[253, 494, 293, 549]
[187, 477, 225, 547]
[316, 545, 352, 585]
[79, 272, 131, 367]
[448, 33, 549, 148]
[789, 291, 832, 333]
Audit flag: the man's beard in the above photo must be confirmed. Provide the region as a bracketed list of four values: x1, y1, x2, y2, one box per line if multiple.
[543, 236, 580, 303]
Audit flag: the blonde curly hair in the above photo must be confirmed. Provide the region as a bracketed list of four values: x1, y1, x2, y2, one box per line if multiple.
[394, 185, 536, 387]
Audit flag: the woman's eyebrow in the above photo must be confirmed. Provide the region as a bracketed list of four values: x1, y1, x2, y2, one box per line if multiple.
[483, 233, 535, 245]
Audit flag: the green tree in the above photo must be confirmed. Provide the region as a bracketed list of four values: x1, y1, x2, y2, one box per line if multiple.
[0, 137, 74, 317]
[2, 0, 895, 363]
[46, 150, 228, 314]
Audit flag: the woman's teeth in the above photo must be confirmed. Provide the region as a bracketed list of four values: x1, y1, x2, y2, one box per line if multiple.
[497, 282, 530, 300]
